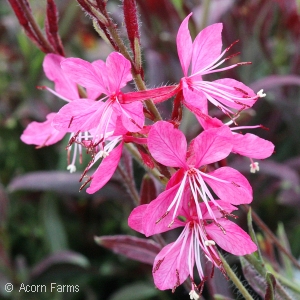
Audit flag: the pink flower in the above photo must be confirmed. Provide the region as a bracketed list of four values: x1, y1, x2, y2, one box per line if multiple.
[80, 124, 147, 194]
[52, 52, 145, 144]
[21, 113, 66, 147]
[136, 121, 252, 236]
[177, 13, 260, 118]
[20, 54, 93, 172]
[21, 54, 79, 148]
[129, 200, 257, 294]
[197, 114, 275, 173]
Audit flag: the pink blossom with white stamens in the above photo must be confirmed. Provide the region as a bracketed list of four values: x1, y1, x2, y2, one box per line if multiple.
[177, 13, 262, 118]
[129, 199, 257, 294]
[139, 121, 252, 236]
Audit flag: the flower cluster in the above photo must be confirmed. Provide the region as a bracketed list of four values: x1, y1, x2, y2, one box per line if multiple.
[21, 13, 274, 298]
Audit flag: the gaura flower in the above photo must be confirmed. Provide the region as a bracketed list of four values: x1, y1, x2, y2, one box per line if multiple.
[80, 123, 147, 194]
[21, 53, 78, 147]
[134, 121, 252, 236]
[20, 54, 90, 171]
[177, 13, 261, 118]
[52, 52, 145, 144]
[129, 199, 257, 295]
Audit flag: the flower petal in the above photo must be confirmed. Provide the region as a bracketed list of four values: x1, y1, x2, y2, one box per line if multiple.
[148, 121, 188, 168]
[182, 82, 208, 115]
[191, 23, 223, 75]
[128, 204, 147, 234]
[206, 219, 257, 255]
[61, 58, 108, 95]
[143, 183, 186, 237]
[86, 142, 123, 194]
[201, 200, 238, 219]
[210, 78, 257, 110]
[105, 52, 132, 93]
[21, 113, 66, 147]
[204, 167, 252, 205]
[192, 126, 233, 167]
[116, 101, 144, 132]
[176, 13, 193, 77]
[232, 133, 274, 159]
[43, 54, 79, 99]
[52, 99, 106, 132]
[153, 240, 190, 291]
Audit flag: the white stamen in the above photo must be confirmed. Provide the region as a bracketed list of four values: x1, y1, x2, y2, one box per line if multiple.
[100, 150, 109, 158]
[204, 240, 216, 246]
[189, 290, 200, 300]
[67, 164, 76, 173]
[250, 162, 260, 173]
[257, 89, 266, 98]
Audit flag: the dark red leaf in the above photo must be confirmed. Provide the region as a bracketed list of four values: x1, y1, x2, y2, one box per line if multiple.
[94, 235, 161, 265]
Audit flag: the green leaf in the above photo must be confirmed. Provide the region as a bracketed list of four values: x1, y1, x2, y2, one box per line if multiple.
[40, 194, 68, 252]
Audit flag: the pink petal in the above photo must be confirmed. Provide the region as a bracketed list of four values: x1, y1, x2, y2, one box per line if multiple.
[176, 13, 193, 76]
[201, 200, 238, 219]
[105, 52, 132, 93]
[53, 99, 116, 134]
[206, 219, 257, 255]
[191, 23, 223, 75]
[116, 101, 144, 132]
[143, 183, 186, 237]
[43, 54, 79, 99]
[192, 126, 233, 167]
[21, 113, 66, 147]
[232, 133, 274, 159]
[204, 167, 252, 205]
[86, 142, 123, 194]
[197, 116, 223, 130]
[87, 59, 108, 99]
[128, 204, 148, 234]
[210, 78, 257, 110]
[153, 240, 190, 290]
[182, 82, 208, 115]
[148, 121, 188, 168]
[61, 58, 107, 95]
[166, 168, 185, 190]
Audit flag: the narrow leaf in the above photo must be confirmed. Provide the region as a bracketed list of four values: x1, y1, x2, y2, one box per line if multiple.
[94, 235, 161, 265]
[30, 250, 89, 280]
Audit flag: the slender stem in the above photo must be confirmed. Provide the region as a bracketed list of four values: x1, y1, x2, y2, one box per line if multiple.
[124, 143, 169, 185]
[219, 252, 254, 300]
[242, 205, 300, 270]
[104, 16, 162, 121]
[116, 164, 140, 205]
[18, 0, 55, 53]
